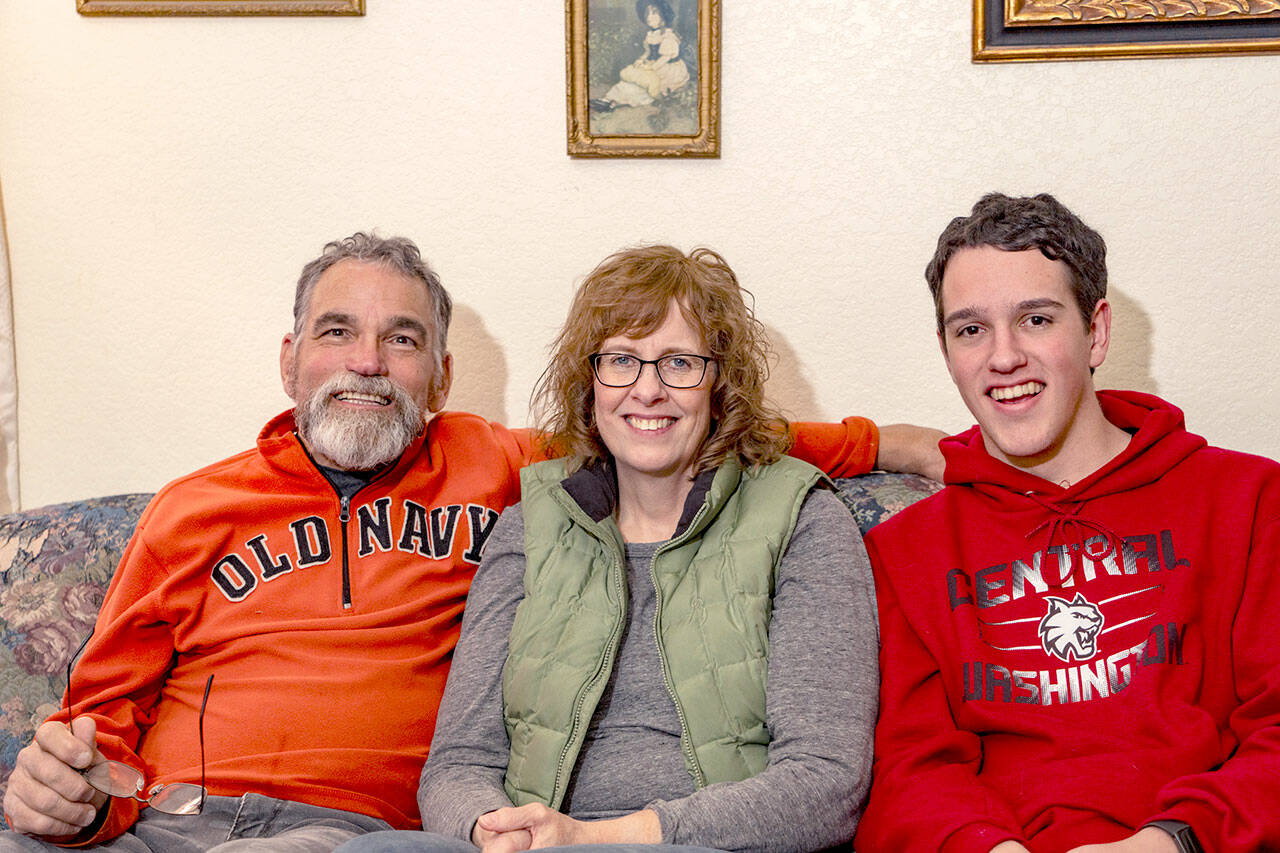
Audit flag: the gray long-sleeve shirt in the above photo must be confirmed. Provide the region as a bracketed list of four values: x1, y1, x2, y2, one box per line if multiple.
[418, 488, 878, 853]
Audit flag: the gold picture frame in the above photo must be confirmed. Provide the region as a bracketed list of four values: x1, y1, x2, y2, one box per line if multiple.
[974, 0, 1280, 61]
[77, 0, 363, 15]
[566, 0, 720, 158]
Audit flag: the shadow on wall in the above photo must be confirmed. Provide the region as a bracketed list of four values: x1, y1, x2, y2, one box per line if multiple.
[443, 304, 509, 424]
[1097, 286, 1159, 396]
[761, 325, 822, 422]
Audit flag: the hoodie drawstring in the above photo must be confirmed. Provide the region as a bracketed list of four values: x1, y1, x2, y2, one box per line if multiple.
[1022, 491, 1123, 585]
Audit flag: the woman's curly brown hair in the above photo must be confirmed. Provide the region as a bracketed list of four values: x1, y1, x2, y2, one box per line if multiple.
[533, 244, 792, 474]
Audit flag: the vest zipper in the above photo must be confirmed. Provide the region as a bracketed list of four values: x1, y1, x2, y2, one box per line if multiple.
[550, 547, 626, 807]
[651, 510, 710, 789]
[338, 495, 352, 610]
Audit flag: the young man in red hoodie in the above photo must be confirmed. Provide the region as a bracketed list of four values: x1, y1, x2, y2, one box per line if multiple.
[856, 193, 1280, 853]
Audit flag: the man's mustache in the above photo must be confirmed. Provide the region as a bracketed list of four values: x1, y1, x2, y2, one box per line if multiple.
[314, 375, 413, 409]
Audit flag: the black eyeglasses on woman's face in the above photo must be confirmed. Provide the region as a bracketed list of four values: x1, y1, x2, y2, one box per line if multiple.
[64, 633, 211, 815]
[589, 352, 715, 389]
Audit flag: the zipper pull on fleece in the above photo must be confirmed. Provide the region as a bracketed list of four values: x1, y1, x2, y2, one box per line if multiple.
[339, 494, 353, 609]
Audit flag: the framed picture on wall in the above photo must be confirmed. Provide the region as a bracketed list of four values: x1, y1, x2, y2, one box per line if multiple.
[77, 0, 363, 14]
[566, 0, 720, 157]
[974, 0, 1280, 61]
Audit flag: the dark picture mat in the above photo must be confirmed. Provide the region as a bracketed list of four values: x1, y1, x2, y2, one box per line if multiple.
[975, 0, 1280, 61]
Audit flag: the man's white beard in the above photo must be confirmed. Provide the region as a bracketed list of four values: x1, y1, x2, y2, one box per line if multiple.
[295, 374, 425, 471]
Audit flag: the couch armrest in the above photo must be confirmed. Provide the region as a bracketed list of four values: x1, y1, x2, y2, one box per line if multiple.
[0, 493, 153, 797]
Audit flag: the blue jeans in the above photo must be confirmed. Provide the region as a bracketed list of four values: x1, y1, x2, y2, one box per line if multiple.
[0, 793, 393, 852]
[335, 831, 726, 852]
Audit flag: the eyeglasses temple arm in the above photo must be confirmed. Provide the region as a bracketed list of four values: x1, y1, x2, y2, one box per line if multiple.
[65, 629, 97, 727]
[198, 674, 213, 810]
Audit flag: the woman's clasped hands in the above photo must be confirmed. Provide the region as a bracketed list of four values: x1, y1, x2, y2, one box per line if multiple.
[471, 804, 661, 853]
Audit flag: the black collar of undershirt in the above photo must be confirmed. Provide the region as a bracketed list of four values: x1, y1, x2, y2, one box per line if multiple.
[560, 460, 718, 539]
[316, 464, 377, 500]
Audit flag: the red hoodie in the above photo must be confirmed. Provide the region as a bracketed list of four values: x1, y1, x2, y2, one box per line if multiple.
[856, 391, 1280, 853]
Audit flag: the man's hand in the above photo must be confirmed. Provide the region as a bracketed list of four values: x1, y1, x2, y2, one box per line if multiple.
[875, 423, 947, 481]
[3, 718, 109, 839]
[1068, 827, 1180, 853]
[472, 803, 660, 852]
[990, 842, 1032, 853]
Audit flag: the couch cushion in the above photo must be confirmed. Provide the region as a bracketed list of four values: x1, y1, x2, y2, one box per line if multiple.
[832, 472, 941, 535]
[0, 494, 153, 798]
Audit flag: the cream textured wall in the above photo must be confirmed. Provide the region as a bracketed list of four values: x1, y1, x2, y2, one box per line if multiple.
[0, 3, 1277, 508]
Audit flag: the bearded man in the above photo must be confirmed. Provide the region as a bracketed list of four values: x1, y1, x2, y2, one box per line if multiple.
[0, 234, 544, 853]
[2, 233, 939, 852]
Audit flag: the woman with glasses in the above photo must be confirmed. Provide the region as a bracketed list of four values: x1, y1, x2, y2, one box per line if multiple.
[340, 245, 878, 853]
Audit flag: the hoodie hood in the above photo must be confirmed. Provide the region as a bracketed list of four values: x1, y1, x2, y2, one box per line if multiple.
[942, 390, 1206, 500]
[939, 390, 1207, 589]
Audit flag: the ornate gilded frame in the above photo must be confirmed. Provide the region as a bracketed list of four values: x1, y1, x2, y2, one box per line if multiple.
[974, 0, 1280, 61]
[566, 0, 720, 158]
[77, 0, 363, 15]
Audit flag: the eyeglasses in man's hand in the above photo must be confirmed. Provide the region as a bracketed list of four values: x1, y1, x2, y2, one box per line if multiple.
[65, 633, 212, 815]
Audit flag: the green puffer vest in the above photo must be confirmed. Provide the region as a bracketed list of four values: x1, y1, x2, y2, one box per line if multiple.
[501, 455, 824, 809]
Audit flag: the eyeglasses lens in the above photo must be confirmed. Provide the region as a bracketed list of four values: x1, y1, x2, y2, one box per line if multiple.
[657, 357, 701, 387]
[83, 761, 143, 797]
[146, 782, 206, 815]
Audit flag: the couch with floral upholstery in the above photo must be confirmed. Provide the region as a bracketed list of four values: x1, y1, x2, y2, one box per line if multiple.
[0, 473, 941, 798]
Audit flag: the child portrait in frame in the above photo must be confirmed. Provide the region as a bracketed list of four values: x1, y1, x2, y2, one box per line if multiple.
[588, 0, 698, 135]
[566, 0, 719, 157]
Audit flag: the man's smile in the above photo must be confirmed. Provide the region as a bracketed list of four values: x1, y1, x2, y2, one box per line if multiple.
[989, 381, 1045, 403]
[333, 391, 392, 407]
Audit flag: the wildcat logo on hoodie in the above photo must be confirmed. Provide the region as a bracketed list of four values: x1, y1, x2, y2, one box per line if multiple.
[954, 531, 1190, 708]
[962, 555, 1187, 701]
[1038, 593, 1104, 662]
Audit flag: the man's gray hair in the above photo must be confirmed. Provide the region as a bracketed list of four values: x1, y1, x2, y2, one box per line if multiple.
[293, 232, 453, 366]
